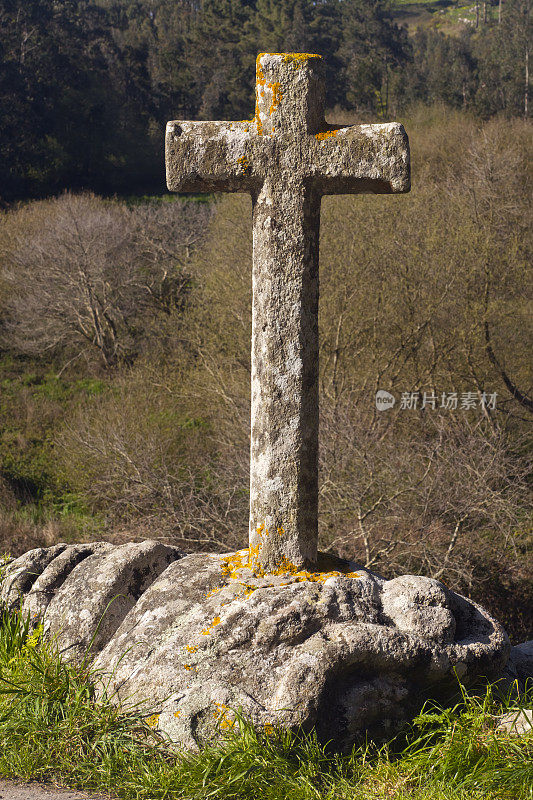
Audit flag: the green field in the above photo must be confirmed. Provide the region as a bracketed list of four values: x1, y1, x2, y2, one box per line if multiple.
[393, 1, 487, 33]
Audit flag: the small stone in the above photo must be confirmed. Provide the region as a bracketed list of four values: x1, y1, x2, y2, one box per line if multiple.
[498, 639, 533, 696]
[495, 709, 533, 736]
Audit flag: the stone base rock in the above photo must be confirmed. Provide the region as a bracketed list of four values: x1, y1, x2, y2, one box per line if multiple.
[498, 640, 533, 697]
[0, 541, 510, 752]
[495, 708, 533, 736]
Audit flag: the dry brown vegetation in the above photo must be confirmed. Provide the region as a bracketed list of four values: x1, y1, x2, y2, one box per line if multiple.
[0, 193, 212, 367]
[0, 108, 531, 641]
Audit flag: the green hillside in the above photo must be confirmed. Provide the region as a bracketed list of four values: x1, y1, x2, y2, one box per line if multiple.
[393, 0, 495, 34]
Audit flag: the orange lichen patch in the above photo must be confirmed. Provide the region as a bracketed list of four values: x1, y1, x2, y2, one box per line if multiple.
[257, 52, 321, 68]
[185, 645, 198, 653]
[205, 586, 222, 598]
[183, 664, 193, 671]
[237, 156, 251, 176]
[221, 548, 251, 580]
[254, 57, 267, 135]
[256, 52, 267, 76]
[145, 713, 160, 728]
[219, 547, 359, 587]
[282, 53, 321, 68]
[249, 541, 262, 562]
[201, 615, 221, 635]
[268, 81, 282, 115]
[173, 711, 181, 719]
[263, 723, 276, 736]
[288, 568, 359, 583]
[213, 702, 235, 731]
[315, 128, 340, 141]
[253, 108, 264, 136]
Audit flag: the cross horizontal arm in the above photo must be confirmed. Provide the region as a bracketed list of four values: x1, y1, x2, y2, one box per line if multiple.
[310, 122, 410, 195]
[167, 119, 410, 197]
[166, 120, 260, 193]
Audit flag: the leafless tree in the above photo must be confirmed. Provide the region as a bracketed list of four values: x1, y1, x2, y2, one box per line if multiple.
[0, 192, 212, 369]
[320, 393, 531, 588]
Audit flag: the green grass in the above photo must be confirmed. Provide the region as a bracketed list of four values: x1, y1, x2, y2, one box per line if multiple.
[0, 601, 531, 800]
[119, 192, 216, 206]
[393, 0, 454, 6]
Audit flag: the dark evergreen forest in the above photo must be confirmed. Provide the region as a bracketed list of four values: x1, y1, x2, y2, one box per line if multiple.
[0, 0, 530, 203]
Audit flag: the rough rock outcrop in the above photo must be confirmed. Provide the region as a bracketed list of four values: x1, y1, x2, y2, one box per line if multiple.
[1, 540, 184, 662]
[499, 640, 533, 695]
[495, 708, 533, 736]
[0, 541, 510, 751]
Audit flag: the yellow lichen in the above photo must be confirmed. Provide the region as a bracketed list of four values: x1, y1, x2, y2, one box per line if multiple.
[282, 53, 321, 68]
[253, 57, 267, 135]
[256, 53, 267, 76]
[205, 586, 222, 598]
[221, 548, 251, 580]
[219, 547, 359, 586]
[282, 52, 320, 61]
[315, 129, 339, 141]
[237, 156, 251, 176]
[145, 713, 160, 728]
[257, 52, 321, 69]
[213, 702, 235, 731]
[174, 711, 181, 718]
[253, 108, 264, 136]
[268, 81, 282, 115]
[185, 645, 198, 653]
[201, 616, 221, 635]
[183, 664, 193, 671]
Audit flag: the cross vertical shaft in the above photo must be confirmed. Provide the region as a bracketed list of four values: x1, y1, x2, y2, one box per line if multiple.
[250, 178, 320, 570]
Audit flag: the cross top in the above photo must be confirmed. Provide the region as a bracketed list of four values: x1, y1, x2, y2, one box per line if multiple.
[166, 53, 410, 573]
[167, 52, 409, 196]
[253, 52, 326, 136]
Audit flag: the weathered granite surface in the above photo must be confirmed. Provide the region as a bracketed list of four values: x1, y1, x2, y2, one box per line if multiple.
[0, 541, 510, 752]
[1, 540, 184, 662]
[499, 639, 533, 695]
[495, 708, 533, 736]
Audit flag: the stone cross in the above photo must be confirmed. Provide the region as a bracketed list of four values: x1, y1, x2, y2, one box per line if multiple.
[166, 53, 410, 573]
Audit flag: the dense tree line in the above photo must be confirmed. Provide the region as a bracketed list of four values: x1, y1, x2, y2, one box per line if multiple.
[0, 0, 531, 200]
